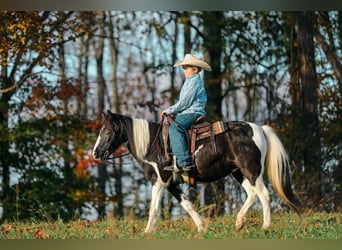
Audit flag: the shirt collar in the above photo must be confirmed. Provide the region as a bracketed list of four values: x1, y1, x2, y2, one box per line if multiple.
[185, 73, 199, 80]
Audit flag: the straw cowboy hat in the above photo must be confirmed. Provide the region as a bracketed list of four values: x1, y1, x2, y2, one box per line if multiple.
[173, 54, 212, 71]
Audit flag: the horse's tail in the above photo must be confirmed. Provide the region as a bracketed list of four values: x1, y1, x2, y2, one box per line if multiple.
[262, 125, 301, 214]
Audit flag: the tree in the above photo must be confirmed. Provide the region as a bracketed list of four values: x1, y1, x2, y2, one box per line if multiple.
[295, 12, 323, 208]
[201, 11, 226, 216]
[0, 11, 99, 221]
[0, 11, 74, 221]
[107, 11, 123, 218]
[91, 11, 108, 219]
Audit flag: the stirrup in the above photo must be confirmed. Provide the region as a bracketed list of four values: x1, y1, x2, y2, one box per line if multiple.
[164, 165, 180, 173]
[181, 165, 195, 172]
[163, 155, 179, 172]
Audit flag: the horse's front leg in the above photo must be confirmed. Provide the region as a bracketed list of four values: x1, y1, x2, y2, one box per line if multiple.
[144, 180, 164, 233]
[168, 184, 205, 232]
[181, 195, 205, 232]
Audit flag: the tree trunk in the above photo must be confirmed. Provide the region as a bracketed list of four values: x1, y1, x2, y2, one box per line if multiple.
[0, 98, 11, 221]
[94, 12, 107, 219]
[314, 14, 342, 96]
[108, 11, 123, 218]
[183, 12, 191, 54]
[0, 50, 13, 221]
[58, 31, 67, 114]
[81, 37, 90, 117]
[171, 14, 179, 96]
[76, 36, 83, 116]
[296, 11, 323, 209]
[202, 11, 226, 216]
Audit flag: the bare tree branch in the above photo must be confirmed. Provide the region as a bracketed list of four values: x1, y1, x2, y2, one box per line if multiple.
[314, 30, 342, 96]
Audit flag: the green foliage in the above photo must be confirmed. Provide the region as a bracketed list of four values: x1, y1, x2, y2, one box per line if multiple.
[0, 212, 341, 239]
[3, 115, 97, 221]
[0, 11, 99, 221]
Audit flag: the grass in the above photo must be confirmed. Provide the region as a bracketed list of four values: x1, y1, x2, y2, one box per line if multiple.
[0, 211, 341, 239]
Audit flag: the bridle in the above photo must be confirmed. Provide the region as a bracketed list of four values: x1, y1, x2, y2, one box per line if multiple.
[101, 120, 136, 165]
[101, 114, 182, 165]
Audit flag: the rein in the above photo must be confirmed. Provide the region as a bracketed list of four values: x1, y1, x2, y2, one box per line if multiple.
[144, 118, 164, 159]
[144, 114, 189, 160]
[104, 151, 137, 165]
[103, 114, 178, 165]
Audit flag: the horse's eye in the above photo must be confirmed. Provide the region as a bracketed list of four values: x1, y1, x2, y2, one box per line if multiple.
[114, 125, 119, 131]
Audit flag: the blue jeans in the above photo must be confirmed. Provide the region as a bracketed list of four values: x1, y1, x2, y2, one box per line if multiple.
[169, 113, 198, 167]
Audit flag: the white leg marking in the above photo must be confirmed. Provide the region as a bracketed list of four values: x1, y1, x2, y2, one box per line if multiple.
[255, 176, 271, 229]
[180, 195, 205, 232]
[247, 123, 271, 229]
[236, 179, 256, 230]
[145, 180, 164, 233]
[145, 160, 172, 186]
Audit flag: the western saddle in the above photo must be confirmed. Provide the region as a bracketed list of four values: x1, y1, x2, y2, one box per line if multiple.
[162, 114, 228, 168]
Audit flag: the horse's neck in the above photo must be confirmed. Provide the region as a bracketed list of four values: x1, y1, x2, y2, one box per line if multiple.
[129, 118, 154, 160]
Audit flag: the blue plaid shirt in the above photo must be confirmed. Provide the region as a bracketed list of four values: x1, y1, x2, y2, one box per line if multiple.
[164, 74, 207, 116]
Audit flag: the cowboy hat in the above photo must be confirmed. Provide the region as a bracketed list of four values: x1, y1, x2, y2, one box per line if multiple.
[173, 54, 212, 71]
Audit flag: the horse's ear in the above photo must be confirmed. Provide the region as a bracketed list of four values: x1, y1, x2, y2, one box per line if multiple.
[102, 111, 111, 121]
[106, 110, 114, 121]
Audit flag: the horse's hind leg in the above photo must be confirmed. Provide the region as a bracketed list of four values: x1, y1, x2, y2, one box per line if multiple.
[236, 178, 257, 230]
[255, 176, 271, 229]
[168, 183, 205, 232]
[236, 177, 271, 230]
[235, 176, 271, 229]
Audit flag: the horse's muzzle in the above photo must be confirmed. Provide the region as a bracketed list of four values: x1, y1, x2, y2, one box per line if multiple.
[93, 149, 101, 160]
[93, 147, 111, 161]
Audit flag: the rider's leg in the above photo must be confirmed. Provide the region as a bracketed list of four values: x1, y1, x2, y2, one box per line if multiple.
[166, 113, 197, 171]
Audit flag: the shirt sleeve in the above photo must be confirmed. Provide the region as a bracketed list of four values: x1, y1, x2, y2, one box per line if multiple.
[164, 76, 199, 114]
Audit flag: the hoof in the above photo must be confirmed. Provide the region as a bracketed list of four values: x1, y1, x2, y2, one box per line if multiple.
[235, 216, 245, 230]
[262, 223, 271, 229]
[144, 227, 154, 234]
[235, 222, 244, 230]
[198, 223, 205, 233]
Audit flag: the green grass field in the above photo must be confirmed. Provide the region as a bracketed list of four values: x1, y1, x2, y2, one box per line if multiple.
[1, 211, 341, 239]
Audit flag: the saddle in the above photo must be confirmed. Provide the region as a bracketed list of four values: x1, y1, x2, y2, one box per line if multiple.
[162, 115, 229, 166]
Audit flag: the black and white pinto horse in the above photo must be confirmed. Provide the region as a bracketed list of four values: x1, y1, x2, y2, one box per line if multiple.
[93, 110, 300, 233]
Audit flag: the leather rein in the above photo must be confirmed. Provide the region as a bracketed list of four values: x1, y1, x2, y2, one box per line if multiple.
[104, 114, 180, 165]
[103, 151, 134, 165]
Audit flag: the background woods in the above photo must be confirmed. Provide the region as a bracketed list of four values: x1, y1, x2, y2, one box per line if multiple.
[0, 11, 341, 222]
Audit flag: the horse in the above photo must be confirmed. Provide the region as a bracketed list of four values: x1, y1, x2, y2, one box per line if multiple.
[92, 110, 301, 233]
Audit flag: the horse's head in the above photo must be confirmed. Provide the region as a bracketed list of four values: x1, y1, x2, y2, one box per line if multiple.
[93, 110, 126, 161]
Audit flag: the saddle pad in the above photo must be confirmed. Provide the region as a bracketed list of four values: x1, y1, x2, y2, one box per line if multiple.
[212, 121, 228, 135]
[194, 121, 228, 141]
